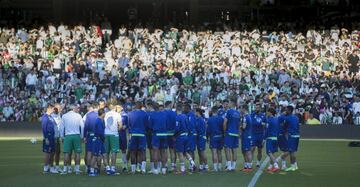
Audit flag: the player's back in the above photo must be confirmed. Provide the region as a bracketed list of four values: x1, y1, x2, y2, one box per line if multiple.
[207, 115, 223, 137]
[286, 114, 300, 135]
[42, 114, 55, 136]
[225, 109, 241, 134]
[149, 110, 167, 133]
[195, 116, 206, 136]
[94, 118, 105, 139]
[128, 109, 148, 134]
[278, 114, 288, 135]
[266, 116, 280, 138]
[175, 113, 188, 134]
[84, 111, 98, 134]
[185, 111, 197, 134]
[242, 114, 252, 136]
[164, 109, 177, 133]
[104, 110, 120, 135]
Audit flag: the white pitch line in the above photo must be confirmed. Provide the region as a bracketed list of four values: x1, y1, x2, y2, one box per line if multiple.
[247, 157, 270, 187]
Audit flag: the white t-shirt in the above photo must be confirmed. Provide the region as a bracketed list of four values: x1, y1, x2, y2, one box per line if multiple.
[104, 110, 121, 136]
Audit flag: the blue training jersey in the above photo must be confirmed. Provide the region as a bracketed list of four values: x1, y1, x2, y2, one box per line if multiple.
[225, 109, 241, 135]
[164, 109, 177, 135]
[175, 114, 189, 136]
[278, 114, 288, 135]
[265, 116, 280, 138]
[94, 118, 105, 140]
[149, 111, 167, 134]
[84, 111, 98, 138]
[206, 115, 224, 138]
[195, 116, 206, 137]
[185, 111, 197, 134]
[285, 114, 300, 135]
[251, 112, 266, 135]
[120, 111, 129, 132]
[241, 114, 252, 137]
[128, 109, 149, 134]
[41, 114, 55, 139]
[218, 108, 226, 119]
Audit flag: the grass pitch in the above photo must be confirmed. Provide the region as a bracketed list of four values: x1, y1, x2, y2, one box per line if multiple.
[0, 139, 359, 187]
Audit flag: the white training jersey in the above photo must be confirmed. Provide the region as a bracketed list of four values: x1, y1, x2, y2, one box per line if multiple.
[51, 113, 62, 138]
[104, 110, 121, 136]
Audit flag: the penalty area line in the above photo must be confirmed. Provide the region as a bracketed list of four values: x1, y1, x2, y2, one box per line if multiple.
[247, 157, 270, 187]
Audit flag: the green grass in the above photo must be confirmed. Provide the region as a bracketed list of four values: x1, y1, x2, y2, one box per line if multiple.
[258, 140, 360, 187]
[0, 140, 359, 187]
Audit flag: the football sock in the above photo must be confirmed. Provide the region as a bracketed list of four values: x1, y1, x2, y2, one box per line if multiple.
[121, 153, 127, 164]
[131, 164, 136, 173]
[274, 162, 279, 169]
[161, 167, 167, 174]
[226, 161, 231, 169]
[43, 165, 49, 172]
[282, 161, 287, 168]
[137, 163, 141, 170]
[275, 156, 281, 163]
[189, 157, 195, 166]
[248, 162, 253, 168]
[213, 163, 218, 171]
[141, 161, 146, 171]
[180, 162, 185, 172]
[231, 161, 237, 170]
[199, 164, 204, 170]
[150, 162, 155, 171]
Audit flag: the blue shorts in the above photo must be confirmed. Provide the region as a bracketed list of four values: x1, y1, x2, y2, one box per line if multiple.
[152, 135, 168, 149]
[241, 135, 252, 152]
[278, 134, 288, 152]
[197, 136, 206, 151]
[224, 134, 239, 149]
[43, 138, 55, 153]
[86, 135, 94, 152]
[266, 139, 278, 154]
[92, 138, 105, 156]
[288, 135, 299, 153]
[119, 131, 127, 151]
[186, 135, 196, 152]
[209, 136, 223, 150]
[175, 135, 188, 153]
[128, 135, 147, 151]
[252, 134, 264, 148]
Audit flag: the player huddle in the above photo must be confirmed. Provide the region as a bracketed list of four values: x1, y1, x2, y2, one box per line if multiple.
[41, 100, 300, 176]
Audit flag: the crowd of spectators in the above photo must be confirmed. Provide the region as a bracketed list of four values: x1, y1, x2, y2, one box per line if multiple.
[0, 19, 359, 125]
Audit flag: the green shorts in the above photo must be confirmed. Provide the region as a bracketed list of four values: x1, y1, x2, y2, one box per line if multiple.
[63, 134, 82, 153]
[104, 135, 120, 153]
